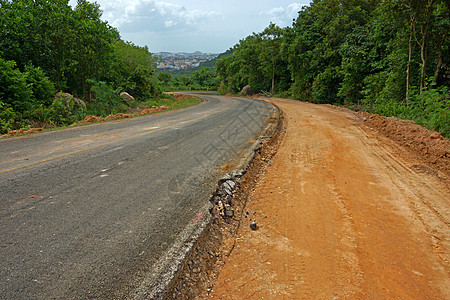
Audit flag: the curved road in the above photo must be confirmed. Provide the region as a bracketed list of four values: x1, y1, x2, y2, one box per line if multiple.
[0, 94, 275, 299]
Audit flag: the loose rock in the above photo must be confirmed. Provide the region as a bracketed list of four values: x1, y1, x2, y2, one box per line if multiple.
[240, 85, 253, 96]
[120, 91, 135, 102]
[225, 208, 234, 218]
[222, 180, 236, 195]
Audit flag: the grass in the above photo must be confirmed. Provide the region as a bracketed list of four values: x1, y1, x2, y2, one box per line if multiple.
[158, 94, 203, 111]
[1, 95, 203, 139]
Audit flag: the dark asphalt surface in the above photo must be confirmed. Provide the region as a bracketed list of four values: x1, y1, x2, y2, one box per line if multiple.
[0, 93, 274, 299]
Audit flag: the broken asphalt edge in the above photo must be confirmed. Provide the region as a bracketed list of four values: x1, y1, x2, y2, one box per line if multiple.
[127, 98, 282, 299]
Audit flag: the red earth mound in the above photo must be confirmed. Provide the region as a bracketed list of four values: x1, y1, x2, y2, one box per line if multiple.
[356, 111, 449, 176]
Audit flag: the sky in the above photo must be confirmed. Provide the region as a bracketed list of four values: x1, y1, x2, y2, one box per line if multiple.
[68, 0, 311, 53]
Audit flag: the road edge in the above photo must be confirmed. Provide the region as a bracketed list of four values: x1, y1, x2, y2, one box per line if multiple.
[162, 99, 284, 299]
[128, 98, 283, 299]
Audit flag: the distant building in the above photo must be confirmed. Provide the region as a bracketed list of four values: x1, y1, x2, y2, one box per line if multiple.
[156, 52, 219, 70]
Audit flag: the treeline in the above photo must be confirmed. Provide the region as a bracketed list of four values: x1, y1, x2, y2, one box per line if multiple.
[157, 67, 217, 91]
[216, 0, 449, 136]
[0, 0, 161, 133]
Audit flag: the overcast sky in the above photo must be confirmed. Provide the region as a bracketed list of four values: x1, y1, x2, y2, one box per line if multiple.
[68, 0, 310, 53]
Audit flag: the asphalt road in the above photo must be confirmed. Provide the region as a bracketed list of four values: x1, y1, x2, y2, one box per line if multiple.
[0, 93, 274, 299]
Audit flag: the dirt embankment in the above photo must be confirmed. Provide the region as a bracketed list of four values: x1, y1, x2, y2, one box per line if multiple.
[73, 105, 171, 125]
[205, 97, 449, 299]
[356, 110, 449, 176]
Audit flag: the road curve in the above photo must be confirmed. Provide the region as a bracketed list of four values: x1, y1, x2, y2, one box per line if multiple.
[0, 93, 275, 299]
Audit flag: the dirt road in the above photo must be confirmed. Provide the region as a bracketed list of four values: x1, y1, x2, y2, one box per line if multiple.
[208, 98, 449, 299]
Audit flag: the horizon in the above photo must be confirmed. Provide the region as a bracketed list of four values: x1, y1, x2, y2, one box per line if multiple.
[155, 51, 219, 54]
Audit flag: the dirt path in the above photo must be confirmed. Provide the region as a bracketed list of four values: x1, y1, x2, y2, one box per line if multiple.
[207, 98, 449, 299]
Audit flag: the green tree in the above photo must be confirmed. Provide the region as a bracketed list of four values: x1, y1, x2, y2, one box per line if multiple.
[190, 68, 215, 88]
[110, 40, 160, 99]
[158, 73, 173, 87]
[0, 0, 76, 89]
[70, 0, 119, 101]
[0, 57, 32, 112]
[24, 64, 55, 107]
[259, 23, 285, 94]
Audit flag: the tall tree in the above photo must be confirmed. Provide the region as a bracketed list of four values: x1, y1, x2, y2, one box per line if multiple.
[71, 0, 119, 101]
[260, 23, 284, 94]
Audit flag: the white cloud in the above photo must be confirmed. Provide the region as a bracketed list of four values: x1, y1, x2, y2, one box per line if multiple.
[260, 2, 303, 27]
[267, 7, 285, 15]
[86, 0, 219, 34]
[286, 3, 303, 19]
[164, 20, 176, 27]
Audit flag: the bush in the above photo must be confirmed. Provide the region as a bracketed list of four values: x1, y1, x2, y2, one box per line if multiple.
[0, 101, 18, 133]
[88, 80, 124, 116]
[311, 68, 342, 104]
[24, 64, 55, 107]
[0, 58, 56, 133]
[45, 93, 86, 125]
[408, 82, 450, 137]
[0, 58, 32, 112]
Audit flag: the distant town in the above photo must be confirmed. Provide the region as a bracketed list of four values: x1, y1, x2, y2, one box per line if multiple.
[156, 51, 219, 70]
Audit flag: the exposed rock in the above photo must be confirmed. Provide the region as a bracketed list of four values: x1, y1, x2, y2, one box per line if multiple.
[240, 85, 253, 96]
[120, 92, 135, 102]
[226, 195, 233, 206]
[73, 97, 86, 109]
[250, 221, 258, 230]
[54, 92, 86, 109]
[222, 180, 236, 196]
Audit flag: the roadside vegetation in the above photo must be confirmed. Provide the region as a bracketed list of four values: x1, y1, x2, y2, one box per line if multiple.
[0, 0, 169, 135]
[157, 67, 217, 92]
[215, 0, 449, 137]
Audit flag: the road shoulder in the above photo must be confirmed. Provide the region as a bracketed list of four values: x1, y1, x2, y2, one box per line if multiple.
[206, 97, 449, 299]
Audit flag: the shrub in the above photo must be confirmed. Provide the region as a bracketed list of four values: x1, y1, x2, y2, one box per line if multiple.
[0, 58, 32, 112]
[88, 80, 124, 116]
[46, 93, 86, 125]
[0, 101, 18, 134]
[408, 81, 450, 137]
[24, 64, 55, 107]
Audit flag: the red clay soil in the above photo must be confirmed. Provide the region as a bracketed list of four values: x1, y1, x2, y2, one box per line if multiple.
[357, 110, 449, 176]
[1, 127, 45, 137]
[73, 105, 171, 126]
[207, 98, 449, 299]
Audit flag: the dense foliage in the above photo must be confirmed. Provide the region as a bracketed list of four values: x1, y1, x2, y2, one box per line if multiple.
[0, 0, 161, 133]
[158, 67, 217, 91]
[216, 0, 449, 136]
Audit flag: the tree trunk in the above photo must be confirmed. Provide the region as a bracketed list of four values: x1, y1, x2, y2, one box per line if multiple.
[412, 1, 435, 94]
[271, 62, 275, 95]
[406, 19, 413, 105]
[415, 22, 429, 94]
[419, 34, 427, 94]
[433, 28, 449, 82]
[81, 76, 87, 103]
